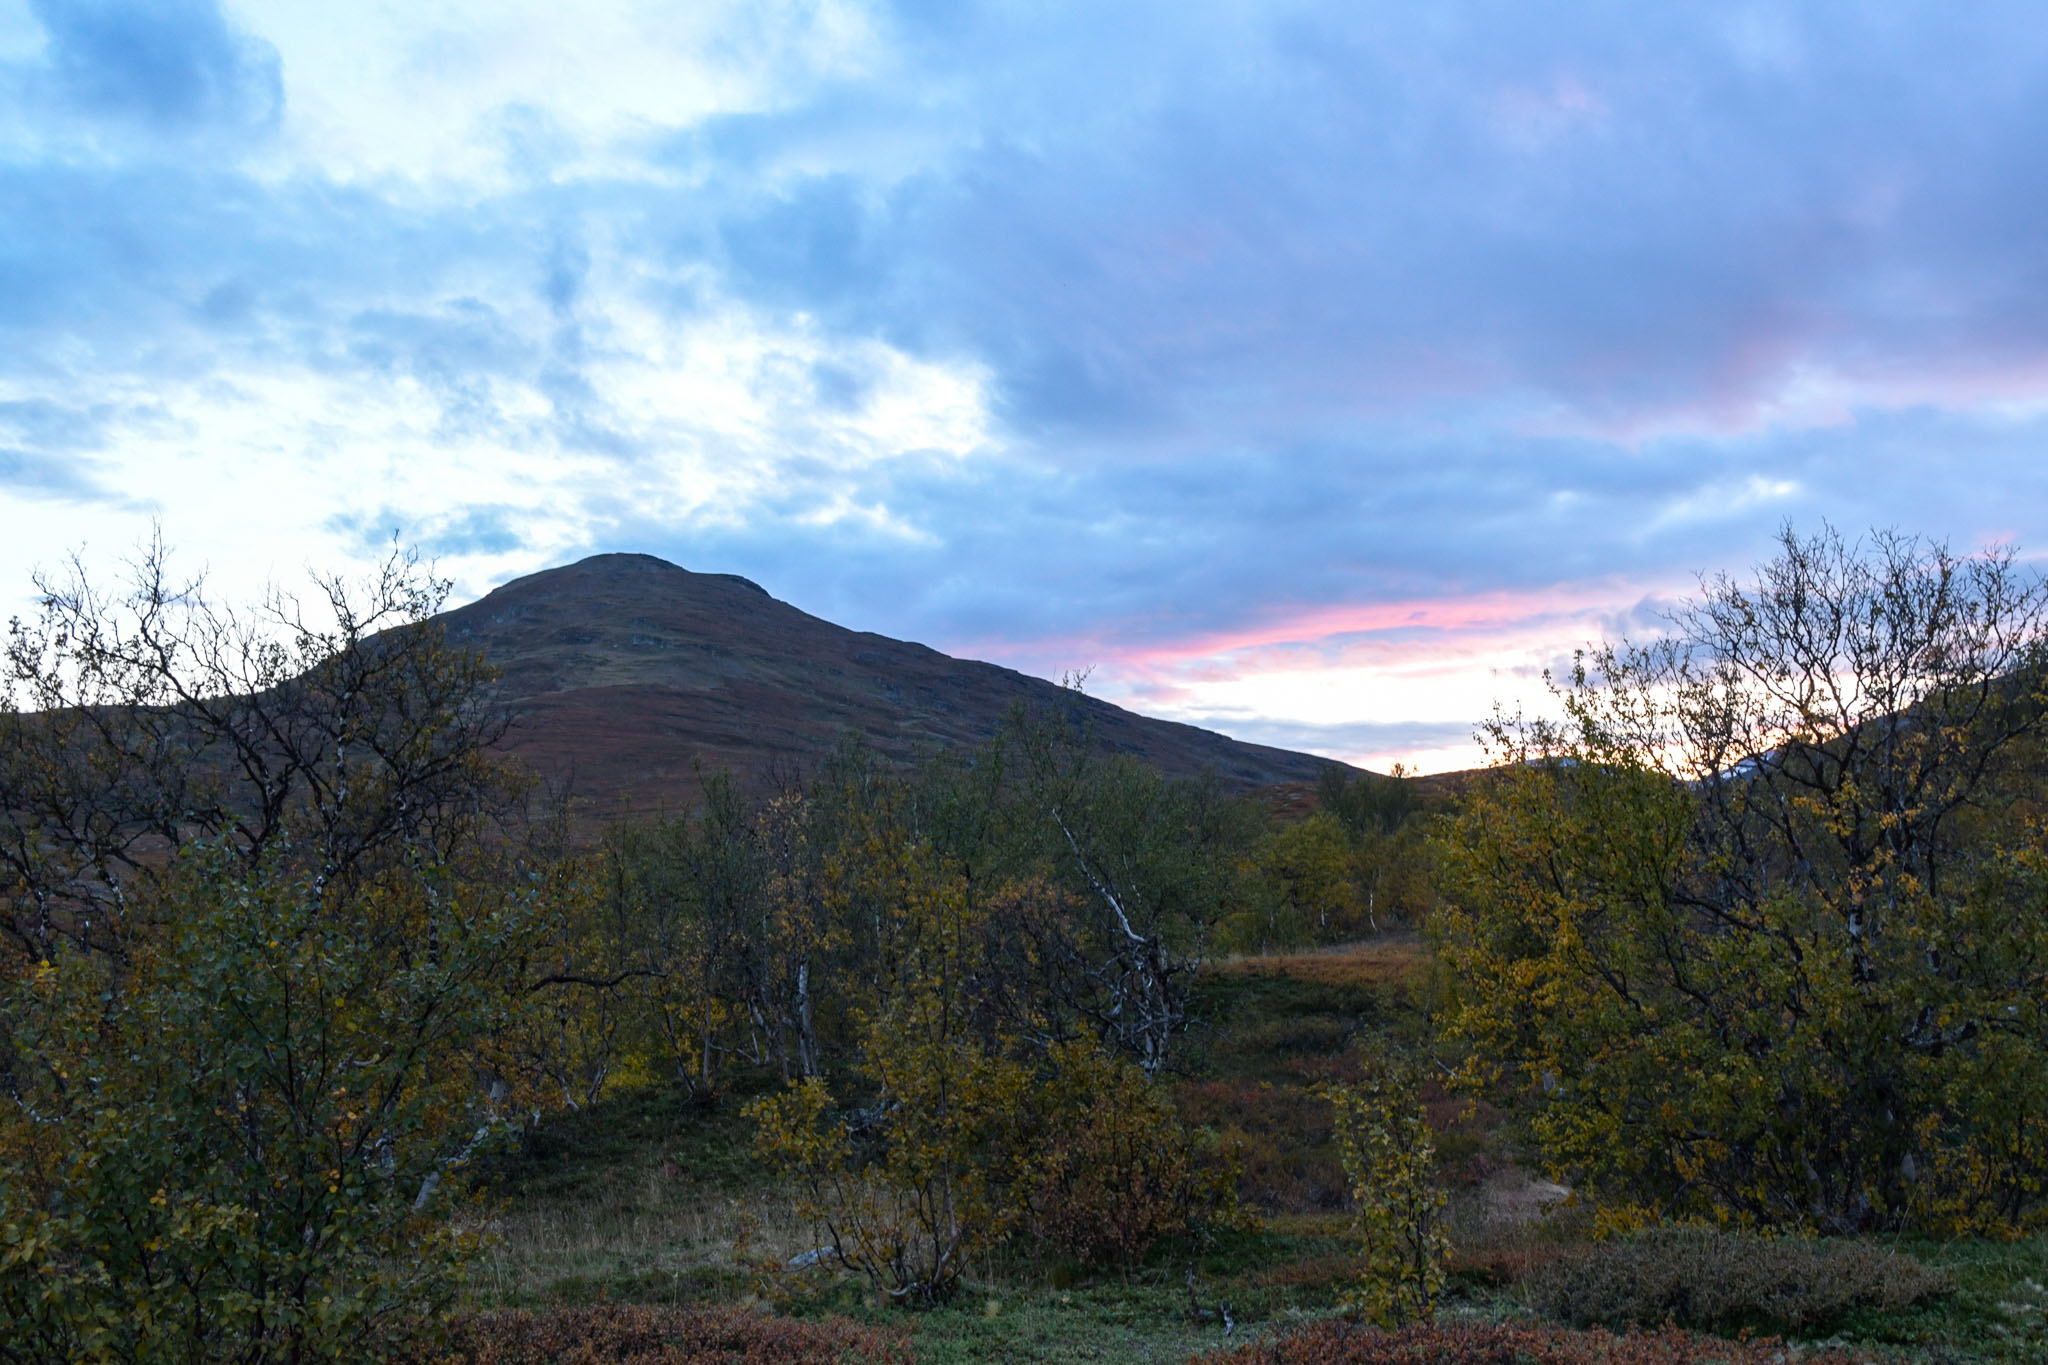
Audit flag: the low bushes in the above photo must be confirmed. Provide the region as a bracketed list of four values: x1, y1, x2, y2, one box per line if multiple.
[1197, 1320, 1880, 1364]
[1175, 1077, 1346, 1213]
[407, 1305, 912, 1364]
[1025, 1040, 1246, 1269]
[1521, 1225, 1946, 1332]
[754, 1037, 1243, 1305]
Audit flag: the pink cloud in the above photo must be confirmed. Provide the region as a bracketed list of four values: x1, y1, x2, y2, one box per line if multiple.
[956, 578, 1683, 704]
[1112, 581, 1646, 669]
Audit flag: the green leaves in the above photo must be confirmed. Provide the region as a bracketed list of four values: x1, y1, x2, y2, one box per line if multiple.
[1436, 525, 2048, 1235]
[1322, 1055, 1450, 1328]
[0, 845, 538, 1362]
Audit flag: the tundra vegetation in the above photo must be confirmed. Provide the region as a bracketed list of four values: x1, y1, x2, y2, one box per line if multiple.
[2, 526, 2046, 1363]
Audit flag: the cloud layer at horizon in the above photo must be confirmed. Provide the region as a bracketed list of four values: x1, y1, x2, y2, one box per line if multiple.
[7, 0, 2048, 770]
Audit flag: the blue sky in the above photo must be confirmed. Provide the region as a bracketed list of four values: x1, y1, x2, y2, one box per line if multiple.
[6, 1, 2048, 770]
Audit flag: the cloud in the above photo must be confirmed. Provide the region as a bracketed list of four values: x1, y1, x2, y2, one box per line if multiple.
[657, 3, 2048, 447]
[0, 395, 106, 450]
[8, 2, 2048, 769]
[1166, 715, 1481, 769]
[330, 503, 528, 559]
[27, 0, 280, 133]
[0, 398, 121, 500]
[0, 444, 111, 499]
[233, 0, 887, 186]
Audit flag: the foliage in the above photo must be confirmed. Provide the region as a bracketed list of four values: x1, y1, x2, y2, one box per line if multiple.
[0, 847, 539, 1363]
[750, 810, 1245, 1302]
[1521, 1225, 1947, 1332]
[1197, 1320, 1883, 1365]
[1436, 524, 2048, 1233]
[1023, 1039, 1247, 1268]
[1322, 1054, 1451, 1327]
[1003, 704, 1258, 1074]
[0, 541, 560, 1362]
[1316, 766, 1440, 938]
[1317, 766, 1419, 843]
[1239, 813, 1362, 951]
[1222, 767, 1440, 955]
[408, 1305, 913, 1364]
[563, 704, 1276, 1114]
[750, 836, 1028, 1306]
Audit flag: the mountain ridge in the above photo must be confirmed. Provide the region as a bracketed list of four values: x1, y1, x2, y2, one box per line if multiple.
[439, 553, 1354, 816]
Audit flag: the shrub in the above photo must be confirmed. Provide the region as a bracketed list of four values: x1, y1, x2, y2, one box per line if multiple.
[408, 1305, 911, 1364]
[755, 1037, 1244, 1301]
[1025, 1039, 1245, 1267]
[1521, 1225, 1947, 1332]
[1197, 1319, 1883, 1364]
[1436, 526, 2048, 1234]
[0, 851, 535, 1364]
[749, 845, 1029, 1307]
[751, 816, 1246, 1299]
[1323, 1054, 1451, 1327]
[750, 1052, 1026, 1309]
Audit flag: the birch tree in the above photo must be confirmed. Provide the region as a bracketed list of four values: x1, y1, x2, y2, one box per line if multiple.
[1438, 524, 2048, 1233]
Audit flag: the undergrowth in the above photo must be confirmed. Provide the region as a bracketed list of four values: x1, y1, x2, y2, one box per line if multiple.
[1522, 1226, 1947, 1333]
[405, 1305, 911, 1364]
[455, 942, 2048, 1363]
[1197, 1320, 1886, 1364]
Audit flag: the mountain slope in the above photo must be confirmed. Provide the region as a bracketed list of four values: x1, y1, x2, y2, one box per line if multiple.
[439, 554, 1350, 816]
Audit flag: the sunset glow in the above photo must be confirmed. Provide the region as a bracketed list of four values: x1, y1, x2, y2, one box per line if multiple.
[8, 3, 2048, 772]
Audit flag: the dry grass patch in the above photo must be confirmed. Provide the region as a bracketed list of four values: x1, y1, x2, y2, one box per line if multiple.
[463, 1082, 822, 1308]
[1212, 935, 1431, 994]
[472, 1177, 818, 1306]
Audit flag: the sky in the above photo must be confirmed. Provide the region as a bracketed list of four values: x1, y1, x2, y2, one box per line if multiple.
[6, 1, 2048, 772]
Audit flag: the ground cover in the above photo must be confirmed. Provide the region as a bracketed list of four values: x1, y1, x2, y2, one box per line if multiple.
[462, 932, 2046, 1363]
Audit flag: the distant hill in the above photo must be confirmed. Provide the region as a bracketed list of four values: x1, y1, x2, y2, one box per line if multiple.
[439, 553, 1354, 817]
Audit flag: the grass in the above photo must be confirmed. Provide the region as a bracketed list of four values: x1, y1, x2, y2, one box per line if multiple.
[905, 1282, 1263, 1364]
[744, 1216, 1371, 1364]
[462, 935, 2048, 1362]
[460, 937, 1407, 1348]
[466, 1077, 815, 1308]
[1822, 1236, 2048, 1363]
[465, 1073, 1363, 1344]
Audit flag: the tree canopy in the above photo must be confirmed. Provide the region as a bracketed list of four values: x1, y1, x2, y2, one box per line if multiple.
[1437, 524, 2048, 1234]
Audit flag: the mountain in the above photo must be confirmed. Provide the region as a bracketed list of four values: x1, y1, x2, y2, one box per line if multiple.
[439, 553, 1352, 817]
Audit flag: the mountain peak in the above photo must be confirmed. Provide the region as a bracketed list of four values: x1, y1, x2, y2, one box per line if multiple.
[529, 552, 771, 598]
[444, 557, 1349, 818]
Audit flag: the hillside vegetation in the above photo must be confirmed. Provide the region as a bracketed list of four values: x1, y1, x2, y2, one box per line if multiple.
[4, 527, 2047, 1362]
[438, 552, 1345, 819]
